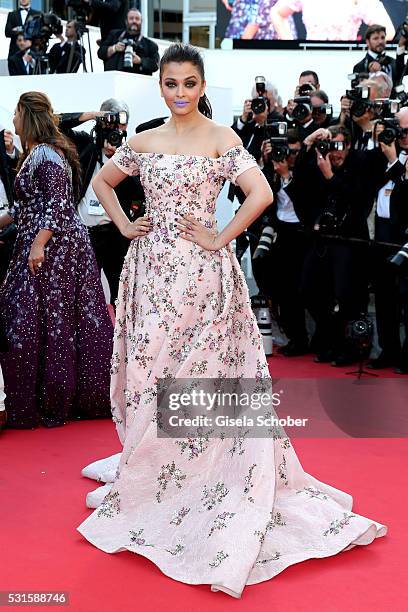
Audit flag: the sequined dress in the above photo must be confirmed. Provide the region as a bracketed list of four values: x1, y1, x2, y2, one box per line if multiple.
[77, 143, 387, 598]
[0, 144, 113, 428]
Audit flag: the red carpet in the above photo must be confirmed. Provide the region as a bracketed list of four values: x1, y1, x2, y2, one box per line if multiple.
[1, 355, 407, 611]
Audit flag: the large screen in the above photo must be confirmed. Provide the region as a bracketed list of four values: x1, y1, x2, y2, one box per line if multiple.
[216, 0, 408, 43]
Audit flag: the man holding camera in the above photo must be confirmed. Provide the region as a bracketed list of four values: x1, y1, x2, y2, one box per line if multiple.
[257, 130, 310, 356]
[4, 0, 40, 59]
[98, 8, 159, 75]
[294, 126, 386, 365]
[368, 107, 408, 373]
[59, 100, 144, 306]
[353, 24, 397, 86]
[48, 20, 85, 74]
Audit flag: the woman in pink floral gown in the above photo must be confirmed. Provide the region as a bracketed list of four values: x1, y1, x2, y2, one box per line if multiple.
[77, 43, 387, 598]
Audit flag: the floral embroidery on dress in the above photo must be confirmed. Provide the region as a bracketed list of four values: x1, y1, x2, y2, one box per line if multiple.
[254, 512, 286, 544]
[175, 435, 210, 460]
[129, 528, 154, 547]
[96, 490, 120, 518]
[201, 482, 229, 511]
[165, 544, 185, 556]
[156, 462, 187, 503]
[255, 552, 282, 565]
[296, 486, 330, 501]
[244, 464, 257, 502]
[323, 513, 357, 536]
[170, 507, 191, 526]
[278, 455, 288, 486]
[209, 551, 229, 568]
[208, 512, 236, 537]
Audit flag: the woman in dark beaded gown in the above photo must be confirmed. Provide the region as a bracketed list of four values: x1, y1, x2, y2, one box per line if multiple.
[0, 92, 113, 429]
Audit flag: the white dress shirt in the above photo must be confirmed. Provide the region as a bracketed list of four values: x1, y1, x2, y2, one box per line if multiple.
[376, 150, 408, 219]
[19, 8, 29, 25]
[78, 155, 112, 227]
[276, 176, 300, 223]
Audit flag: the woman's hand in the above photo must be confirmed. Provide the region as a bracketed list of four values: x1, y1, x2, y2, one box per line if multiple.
[28, 243, 45, 275]
[176, 215, 220, 251]
[121, 216, 152, 239]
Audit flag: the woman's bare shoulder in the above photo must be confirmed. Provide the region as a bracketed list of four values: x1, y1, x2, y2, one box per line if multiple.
[211, 123, 243, 156]
[127, 127, 167, 153]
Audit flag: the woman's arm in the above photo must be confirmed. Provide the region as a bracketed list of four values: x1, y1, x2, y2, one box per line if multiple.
[214, 168, 273, 249]
[28, 229, 53, 275]
[270, 1, 295, 40]
[0, 212, 14, 230]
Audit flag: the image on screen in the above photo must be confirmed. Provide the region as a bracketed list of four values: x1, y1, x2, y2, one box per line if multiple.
[217, 0, 408, 43]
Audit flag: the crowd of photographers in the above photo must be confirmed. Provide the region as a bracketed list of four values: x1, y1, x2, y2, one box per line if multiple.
[231, 23, 408, 373]
[4, 0, 159, 76]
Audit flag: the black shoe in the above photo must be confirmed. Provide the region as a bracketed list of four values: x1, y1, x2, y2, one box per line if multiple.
[394, 365, 408, 375]
[281, 341, 309, 357]
[314, 349, 335, 363]
[331, 353, 359, 367]
[366, 352, 399, 370]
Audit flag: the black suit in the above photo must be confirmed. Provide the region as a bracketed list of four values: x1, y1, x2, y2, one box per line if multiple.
[292, 146, 387, 357]
[372, 156, 408, 365]
[98, 31, 159, 75]
[8, 49, 33, 75]
[353, 52, 397, 85]
[59, 114, 144, 305]
[88, 0, 128, 42]
[48, 41, 85, 73]
[4, 8, 41, 58]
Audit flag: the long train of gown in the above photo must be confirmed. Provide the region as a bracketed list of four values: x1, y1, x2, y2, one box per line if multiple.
[77, 143, 387, 598]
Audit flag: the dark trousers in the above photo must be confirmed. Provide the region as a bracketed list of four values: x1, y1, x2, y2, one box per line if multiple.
[301, 239, 369, 355]
[372, 217, 408, 362]
[88, 222, 130, 306]
[274, 220, 309, 345]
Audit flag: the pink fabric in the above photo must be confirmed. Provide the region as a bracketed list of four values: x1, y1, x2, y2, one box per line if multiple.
[77, 144, 387, 598]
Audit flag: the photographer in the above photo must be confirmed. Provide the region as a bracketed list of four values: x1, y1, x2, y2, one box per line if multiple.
[294, 126, 387, 365]
[48, 20, 85, 73]
[7, 33, 33, 75]
[59, 100, 144, 306]
[98, 9, 159, 75]
[0, 129, 19, 283]
[4, 0, 40, 59]
[368, 107, 408, 372]
[353, 24, 397, 86]
[258, 129, 309, 356]
[311, 90, 333, 128]
[340, 79, 385, 150]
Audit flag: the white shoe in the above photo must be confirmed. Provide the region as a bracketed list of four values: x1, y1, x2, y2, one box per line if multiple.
[81, 453, 121, 483]
[86, 483, 113, 509]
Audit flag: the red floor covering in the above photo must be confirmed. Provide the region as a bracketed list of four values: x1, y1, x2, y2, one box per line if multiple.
[1, 354, 407, 612]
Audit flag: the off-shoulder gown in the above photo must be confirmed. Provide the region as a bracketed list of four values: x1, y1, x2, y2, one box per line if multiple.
[77, 143, 387, 598]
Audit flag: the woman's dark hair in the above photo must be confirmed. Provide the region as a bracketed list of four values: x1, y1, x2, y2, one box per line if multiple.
[16, 91, 82, 201]
[159, 43, 212, 119]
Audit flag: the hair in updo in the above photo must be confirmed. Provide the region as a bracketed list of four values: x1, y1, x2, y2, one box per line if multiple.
[159, 43, 212, 119]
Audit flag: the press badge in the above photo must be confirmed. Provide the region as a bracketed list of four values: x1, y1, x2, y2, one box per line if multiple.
[384, 188, 394, 197]
[88, 199, 105, 215]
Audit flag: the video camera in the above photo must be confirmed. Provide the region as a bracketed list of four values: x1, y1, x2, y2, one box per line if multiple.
[345, 85, 371, 118]
[94, 112, 128, 148]
[264, 121, 288, 162]
[23, 12, 63, 54]
[250, 76, 269, 117]
[314, 140, 346, 159]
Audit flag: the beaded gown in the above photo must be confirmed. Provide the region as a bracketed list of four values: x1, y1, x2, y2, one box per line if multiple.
[0, 144, 113, 428]
[77, 143, 387, 598]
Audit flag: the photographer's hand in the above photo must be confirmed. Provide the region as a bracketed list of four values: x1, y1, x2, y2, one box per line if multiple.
[304, 128, 331, 149]
[132, 53, 141, 65]
[316, 149, 333, 179]
[4, 130, 15, 155]
[368, 60, 382, 73]
[241, 99, 252, 123]
[379, 140, 398, 164]
[261, 140, 272, 163]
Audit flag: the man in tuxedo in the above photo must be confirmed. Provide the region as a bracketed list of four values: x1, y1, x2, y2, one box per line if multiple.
[4, 0, 40, 59]
[353, 24, 397, 86]
[7, 32, 34, 75]
[0, 129, 18, 283]
[48, 20, 85, 73]
[98, 8, 159, 75]
[368, 107, 408, 373]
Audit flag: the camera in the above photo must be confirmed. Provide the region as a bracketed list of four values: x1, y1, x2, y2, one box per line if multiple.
[345, 85, 371, 118]
[265, 121, 288, 162]
[292, 96, 312, 122]
[348, 72, 369, 89]
[394, 84, 408, 107]
[249, 76, 269, 117]
[120, 38, 139, 70]
[389, 242, 408, 269]
[94, 112, 128, 148]
[298, 82, 315, 96]
[314, 140, 346, 158]
[376, 100, 402, 144]
[24, 12, 63, 45]
[312, 103, 333, 122]
[346, 315, 373, 350]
